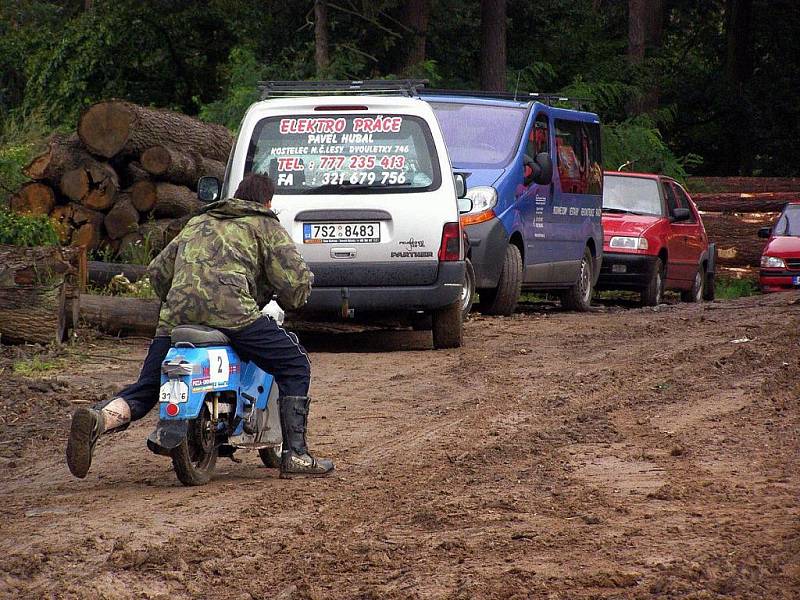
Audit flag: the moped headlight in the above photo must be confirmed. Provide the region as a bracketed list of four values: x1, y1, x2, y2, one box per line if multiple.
[761, 255, 786, 268]
[465, 186, 498, 214]
[610, 236, 648, 250]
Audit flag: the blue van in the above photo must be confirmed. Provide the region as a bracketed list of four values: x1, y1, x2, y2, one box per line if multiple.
[421, 92, 603, 315]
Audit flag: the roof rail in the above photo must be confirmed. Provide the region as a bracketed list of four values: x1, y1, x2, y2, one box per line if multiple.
[259, 79, 429, 99]
[418, 88, 591, 110]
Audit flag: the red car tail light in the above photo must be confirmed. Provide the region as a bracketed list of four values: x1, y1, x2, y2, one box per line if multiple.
[438, 222, 461, 261]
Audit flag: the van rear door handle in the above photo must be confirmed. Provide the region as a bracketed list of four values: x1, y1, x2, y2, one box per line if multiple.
[331, 247, 356, 259]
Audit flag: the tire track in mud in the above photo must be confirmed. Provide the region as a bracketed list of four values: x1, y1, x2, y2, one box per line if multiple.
[0, 293, 798, 599]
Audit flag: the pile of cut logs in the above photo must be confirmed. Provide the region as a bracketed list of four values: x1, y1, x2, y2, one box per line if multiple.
[690, 177, 800, 271]
[10, 100, 232, 257]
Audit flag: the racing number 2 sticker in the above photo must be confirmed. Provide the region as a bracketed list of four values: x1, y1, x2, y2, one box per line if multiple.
[207, 349, 230, 384]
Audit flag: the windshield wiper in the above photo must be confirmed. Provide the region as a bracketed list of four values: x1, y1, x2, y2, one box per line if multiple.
[603, 207, 651, 216]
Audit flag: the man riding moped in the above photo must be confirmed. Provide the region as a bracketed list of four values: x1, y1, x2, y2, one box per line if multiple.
[66, 173, 334, 478]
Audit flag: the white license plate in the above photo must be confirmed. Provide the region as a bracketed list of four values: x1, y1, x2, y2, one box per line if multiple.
[159, 381, 189, 403]
[793, 275, 800, 286]
[303, 222, 380, 244]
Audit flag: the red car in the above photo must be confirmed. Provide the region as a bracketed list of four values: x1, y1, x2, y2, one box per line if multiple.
[758, 201, 800, 292]
[597, 171, 715, 305]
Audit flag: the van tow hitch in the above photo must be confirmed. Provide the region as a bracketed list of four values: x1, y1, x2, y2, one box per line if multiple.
[341, 288, 354, 319]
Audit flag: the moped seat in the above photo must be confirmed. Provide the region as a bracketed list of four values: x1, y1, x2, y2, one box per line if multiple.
[171, 325, 231, 347]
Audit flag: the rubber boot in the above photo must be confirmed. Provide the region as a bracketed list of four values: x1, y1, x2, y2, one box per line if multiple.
[278, 396, 334, 477]
[66, 398, 130, 479]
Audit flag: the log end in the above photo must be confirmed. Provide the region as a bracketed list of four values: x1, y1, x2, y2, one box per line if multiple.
[141, 146, 171, 176]
[78, 101, 133, 158]
[10, 183, 56, 216]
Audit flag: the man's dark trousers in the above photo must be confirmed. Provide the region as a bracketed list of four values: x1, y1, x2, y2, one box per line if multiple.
[119, 316, 311, 421]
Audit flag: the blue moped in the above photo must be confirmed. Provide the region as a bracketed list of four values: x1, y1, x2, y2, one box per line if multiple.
[146, 325, 283, 486]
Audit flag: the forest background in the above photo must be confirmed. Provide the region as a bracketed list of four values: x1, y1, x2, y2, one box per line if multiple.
[1, 0, 798, 200]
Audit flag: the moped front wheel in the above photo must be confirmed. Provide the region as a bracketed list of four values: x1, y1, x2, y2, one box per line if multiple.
[171, 405, 218, 486]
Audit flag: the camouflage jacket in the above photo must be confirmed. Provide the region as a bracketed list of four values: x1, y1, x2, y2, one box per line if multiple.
[147, 198, 312, 336]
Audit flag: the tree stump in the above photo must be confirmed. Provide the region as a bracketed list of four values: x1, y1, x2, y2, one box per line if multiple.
[0, 284, 68, 344]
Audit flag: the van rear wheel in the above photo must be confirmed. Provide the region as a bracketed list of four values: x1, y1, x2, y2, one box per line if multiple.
[461, 259, 476, 320]
[560, 247, 594, 312]
[432, 299, 463, 349]
[477, 244, 522, 316]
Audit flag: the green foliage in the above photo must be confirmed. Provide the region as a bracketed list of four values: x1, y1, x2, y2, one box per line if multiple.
[0, 109, 49, 203]
[0, 208, 58, 246]
[118, 233, 156, 266]
[602, 116, 702, 181]
[198, 47, 267, 131]
[13, 356, 62, 377]
[715, 276, 759, 300]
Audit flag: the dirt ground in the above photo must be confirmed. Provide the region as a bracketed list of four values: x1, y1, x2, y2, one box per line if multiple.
[0, 292, 798, 599]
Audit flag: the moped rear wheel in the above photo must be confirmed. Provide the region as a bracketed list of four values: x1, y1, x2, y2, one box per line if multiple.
[258, 444, 282, 469]
[171, 404, 218, 486]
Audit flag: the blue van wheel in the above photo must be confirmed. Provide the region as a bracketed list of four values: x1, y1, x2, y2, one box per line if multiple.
[478, 244, 522, 316]
[560, 247, 594, 312]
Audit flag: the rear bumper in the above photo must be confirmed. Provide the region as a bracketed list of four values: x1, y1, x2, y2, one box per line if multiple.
[759, 270, 800, 292]
[597, 252, 658, 289]
[302, 261, 465, 312]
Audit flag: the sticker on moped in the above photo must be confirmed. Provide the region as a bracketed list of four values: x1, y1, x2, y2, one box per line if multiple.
[160, 381, 189, 403]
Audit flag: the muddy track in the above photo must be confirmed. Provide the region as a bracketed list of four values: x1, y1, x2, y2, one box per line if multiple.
[0, 293, 798, 599]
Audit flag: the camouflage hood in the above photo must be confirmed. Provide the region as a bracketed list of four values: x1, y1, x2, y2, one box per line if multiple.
[147, 197, 312, 335]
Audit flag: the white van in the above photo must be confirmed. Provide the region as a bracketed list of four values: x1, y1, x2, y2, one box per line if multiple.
[200, 81, 470, 348]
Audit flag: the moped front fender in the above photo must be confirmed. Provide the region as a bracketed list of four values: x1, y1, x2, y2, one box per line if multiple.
[146, 419, 189, 456]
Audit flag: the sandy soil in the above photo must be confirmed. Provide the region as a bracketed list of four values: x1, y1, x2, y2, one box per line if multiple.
[0, 292, 798, 599]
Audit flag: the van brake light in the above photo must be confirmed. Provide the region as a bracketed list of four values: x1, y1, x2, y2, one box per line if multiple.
[438, 222, 461, 261]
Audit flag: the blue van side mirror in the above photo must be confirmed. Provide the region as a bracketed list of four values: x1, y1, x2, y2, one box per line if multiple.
[533, 152, 553, 185]
[198, 176, 221, 203]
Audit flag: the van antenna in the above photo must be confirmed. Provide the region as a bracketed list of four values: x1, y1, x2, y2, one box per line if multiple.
[513, 72, 522, 101]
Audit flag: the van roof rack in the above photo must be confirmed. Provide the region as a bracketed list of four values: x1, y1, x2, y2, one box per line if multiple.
[418, 88, 591, 110]
[259, 79, 429, 99]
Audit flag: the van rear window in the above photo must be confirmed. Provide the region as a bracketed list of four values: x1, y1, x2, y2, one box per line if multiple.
[245, 114, 441, 194]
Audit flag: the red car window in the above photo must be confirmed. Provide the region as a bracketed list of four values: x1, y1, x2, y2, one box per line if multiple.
[672, 184, 697, 224]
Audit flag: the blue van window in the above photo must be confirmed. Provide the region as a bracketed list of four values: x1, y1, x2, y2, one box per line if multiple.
[526, 114, 550, 157]
[555, 119, 602, 195]
[429, 102, 527, 168]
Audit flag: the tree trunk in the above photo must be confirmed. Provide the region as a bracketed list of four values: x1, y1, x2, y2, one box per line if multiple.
[88, 261, 147, 287]
[50, 205, 74, 244]
[10, 182, 55, 216]
[60, 160, 119, 210]
[692, 192, 796, 213]
[480, 0, 507, 91]
[0, 244, 85, 343]
[139, 216, 188, 253]
[104, 193, 140, 240]
[724, 0, 754, 175]
[121, 161, 150, 187]
[400, 0, 431, 72]
[78, 100, 233, 161]
[79, 294, 159, 337]
[151, 182, 202, 218]
[69, 204, 104, 251]
[23, 133, 88, 185]
[314, 0, 330, 76]
[688, 177, 800, 193]
[0, 284, 67, 345]
[141, 146, 225, 188]
[131, 180, 158, 213]
[627, 0, 663, 114]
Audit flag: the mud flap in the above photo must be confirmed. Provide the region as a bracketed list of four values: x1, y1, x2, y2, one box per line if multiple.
[146, 419, 189, 456]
